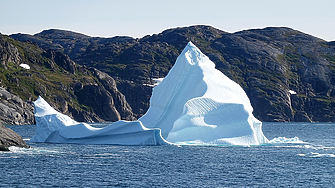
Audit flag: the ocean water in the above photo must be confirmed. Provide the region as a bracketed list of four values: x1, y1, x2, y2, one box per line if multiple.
[1, 122, 335, 187]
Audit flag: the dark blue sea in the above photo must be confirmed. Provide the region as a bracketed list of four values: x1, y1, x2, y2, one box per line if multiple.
[1, 122, 335, 187]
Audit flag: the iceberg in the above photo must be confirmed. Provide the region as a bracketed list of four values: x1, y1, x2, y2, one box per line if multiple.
[139, 42, 269, 145]
[30, 96, 169, 145]
[31, 42, 269, 146]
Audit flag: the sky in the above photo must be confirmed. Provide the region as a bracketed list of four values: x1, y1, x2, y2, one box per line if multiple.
[1, 0, 334, 41]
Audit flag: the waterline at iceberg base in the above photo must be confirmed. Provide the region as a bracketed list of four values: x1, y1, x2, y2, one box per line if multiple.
[30, 42, 269, 146]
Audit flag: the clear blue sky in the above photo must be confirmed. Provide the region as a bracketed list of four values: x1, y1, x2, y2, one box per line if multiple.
[1, 0, 334, 41]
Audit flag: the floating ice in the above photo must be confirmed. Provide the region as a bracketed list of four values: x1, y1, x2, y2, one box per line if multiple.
[31, 42, 269, 146]
[30, 96, 169, 145]
[139, 42, 269, 145]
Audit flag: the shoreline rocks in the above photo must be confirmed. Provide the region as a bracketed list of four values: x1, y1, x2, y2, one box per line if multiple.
[0, 123, 29, 151]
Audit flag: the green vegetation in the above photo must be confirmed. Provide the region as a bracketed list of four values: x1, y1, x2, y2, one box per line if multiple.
[0, 36, 109, 115]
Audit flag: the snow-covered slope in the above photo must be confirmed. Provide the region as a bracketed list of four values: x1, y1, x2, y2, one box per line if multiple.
[31, 42, 268, 146]
[30, 96, 169, 145]
[139, 42, 268, 145]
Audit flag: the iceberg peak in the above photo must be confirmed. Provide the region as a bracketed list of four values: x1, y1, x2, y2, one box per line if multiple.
[177, 41, 214, 67]
[185, 41, 198, 50]
[34, 96, 59, 117]
[140, 42, 269, 145]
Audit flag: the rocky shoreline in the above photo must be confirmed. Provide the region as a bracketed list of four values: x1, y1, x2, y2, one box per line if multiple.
[0, 123, 29, 151]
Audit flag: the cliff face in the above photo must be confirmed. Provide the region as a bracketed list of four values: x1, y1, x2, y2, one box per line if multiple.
[7, 26, 335, 122]
[0, 33, 134, 125]
[0, 87, 34, 125]
[211, 28, 335, 122]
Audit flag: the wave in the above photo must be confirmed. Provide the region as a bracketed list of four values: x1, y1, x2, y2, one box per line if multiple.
[8, 146, 61, 155]
[297, 152, 335, 158]
[174, 136, 305, 146]
[268, 136, 304, 144]
[174, 137, 335, 158]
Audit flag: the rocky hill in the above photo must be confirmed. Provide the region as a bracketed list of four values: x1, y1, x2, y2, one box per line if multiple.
[7, 25, 335, 122]
[0, 33, 135, 125]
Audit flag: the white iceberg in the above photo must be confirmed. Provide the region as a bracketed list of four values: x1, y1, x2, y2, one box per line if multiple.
[31, 42, 269, 146]
[30, 96, 169, 145]
[139, 42, 268, 145]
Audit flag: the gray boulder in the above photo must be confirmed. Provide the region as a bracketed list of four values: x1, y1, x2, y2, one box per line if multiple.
[0, 123, 29, 151]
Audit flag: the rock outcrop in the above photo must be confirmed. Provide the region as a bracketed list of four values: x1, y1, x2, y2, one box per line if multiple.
[0, 123, 29, 151]
[0, 87, 34, 125]
[0, 33, 135, 124]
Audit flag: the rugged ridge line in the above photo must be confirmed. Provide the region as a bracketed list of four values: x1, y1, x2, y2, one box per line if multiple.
[6, 25, 335, 122]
